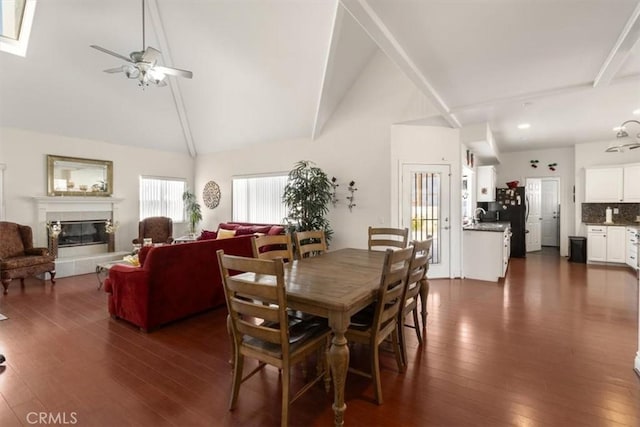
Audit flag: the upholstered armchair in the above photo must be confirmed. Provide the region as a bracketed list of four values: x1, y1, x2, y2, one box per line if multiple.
[0, 222, 56, 294]
[132, 216, 174, 245]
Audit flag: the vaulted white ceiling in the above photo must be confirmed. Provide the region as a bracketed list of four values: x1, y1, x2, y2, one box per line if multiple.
[1, 0, 639, 156]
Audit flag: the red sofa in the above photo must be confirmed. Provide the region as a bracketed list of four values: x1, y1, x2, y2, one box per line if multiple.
[104, 235, 254, 331]
[197, 222, 286, 241]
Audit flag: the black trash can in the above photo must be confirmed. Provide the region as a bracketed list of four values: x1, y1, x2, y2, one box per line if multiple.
[568, 236, 587, 263]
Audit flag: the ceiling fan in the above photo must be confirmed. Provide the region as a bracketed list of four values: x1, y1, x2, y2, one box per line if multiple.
[90, 0, 192, 87]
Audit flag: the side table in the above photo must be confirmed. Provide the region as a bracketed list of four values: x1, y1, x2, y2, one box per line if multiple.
[95, 260, 135, 290]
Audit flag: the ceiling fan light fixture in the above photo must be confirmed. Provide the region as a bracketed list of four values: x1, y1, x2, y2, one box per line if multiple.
[607, 119, 640, 152]
[90, 0, 192, 88]
[605, 144, 624, 153]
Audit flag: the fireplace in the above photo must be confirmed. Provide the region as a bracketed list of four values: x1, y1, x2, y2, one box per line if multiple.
[34, 196, 126, 278]
[52, 220, 109, 247]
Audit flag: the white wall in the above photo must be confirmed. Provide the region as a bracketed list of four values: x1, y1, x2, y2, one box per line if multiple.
[194, 50, 432, 251]
[574, 139, 640, 236]
[496, 146, 575, 256]
[390, 124, 462, 278]
[0, 127, 194, 251]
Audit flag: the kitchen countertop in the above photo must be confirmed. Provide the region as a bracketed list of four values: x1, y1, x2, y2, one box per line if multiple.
[463, 221, 511, 232]
[584, 222, 640, 227]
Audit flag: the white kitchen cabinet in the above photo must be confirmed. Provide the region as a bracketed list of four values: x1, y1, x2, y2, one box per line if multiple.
[477, 166, 496, 202]
[587, 225, 626, 264]
[627, 227, 639, 269]
[463, 227, 510, 281]
[606, 226, 626, 263]
[587, 226, 607, 262]
[585, 167, 623, 202]
[623, 164, 640, 202]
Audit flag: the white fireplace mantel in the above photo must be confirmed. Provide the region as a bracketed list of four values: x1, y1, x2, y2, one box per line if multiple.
[33, 196, 124, 247]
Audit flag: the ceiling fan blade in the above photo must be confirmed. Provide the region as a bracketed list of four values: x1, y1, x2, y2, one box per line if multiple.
[103, 66, 124, 74]
[142, 46, 161, 63]
[154, 65, 193, 79]
[90, 45, 133, 63]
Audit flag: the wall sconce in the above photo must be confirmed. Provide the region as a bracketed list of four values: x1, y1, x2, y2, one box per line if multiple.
[606, 120, 640, 152]
[346, 180, 357, 212]
[330, 177, 339, 206]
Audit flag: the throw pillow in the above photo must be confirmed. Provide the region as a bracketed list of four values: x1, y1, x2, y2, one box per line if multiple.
[216, 228, 237, 239]
[218, 223, 240, 230]
[197, 230, 218, 241]
[268, 225, 285, 235]
[235, 225, 256, 236]
[252, 225, 272, 234]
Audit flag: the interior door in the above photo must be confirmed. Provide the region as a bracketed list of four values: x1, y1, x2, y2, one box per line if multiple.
[402, 164, 450, 278]
[526, 178, 542, 252]
[541, 179, 559, 247]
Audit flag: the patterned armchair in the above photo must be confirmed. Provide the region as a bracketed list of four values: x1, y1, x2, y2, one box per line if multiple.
[132, 216, 174, 245]
[0, 222, 56, 294]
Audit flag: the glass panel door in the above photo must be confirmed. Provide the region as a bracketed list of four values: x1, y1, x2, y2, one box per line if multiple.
[402, 164, 450, 278]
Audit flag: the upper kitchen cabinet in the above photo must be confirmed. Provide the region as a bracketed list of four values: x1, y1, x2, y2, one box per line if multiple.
[585, 163, 640, 202]
[585, 166, 623, 202]
[623, 164, 640, 202]
[477, 165, 496, 202]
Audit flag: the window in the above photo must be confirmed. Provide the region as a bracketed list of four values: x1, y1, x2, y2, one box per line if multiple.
[139, 176, 186, 221]
[0, 0, 36, 57]
[232, 174, 288, 224]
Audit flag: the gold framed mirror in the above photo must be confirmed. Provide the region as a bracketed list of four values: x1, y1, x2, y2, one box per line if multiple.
[47, 155, 113, 197]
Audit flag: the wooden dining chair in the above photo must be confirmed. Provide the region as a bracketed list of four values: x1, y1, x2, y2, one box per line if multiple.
[252, 233, 294, 263]
[346, 246, 413, 405]
[367, 226, 409, 250]
[294, 230, 327, 259]
[398, 238, 432, 366]
[217, 250, 331, 427]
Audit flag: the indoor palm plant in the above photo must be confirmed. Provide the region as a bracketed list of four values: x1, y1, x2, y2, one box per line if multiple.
[283, 160, 333, 242]
[182, 190, 202, 236]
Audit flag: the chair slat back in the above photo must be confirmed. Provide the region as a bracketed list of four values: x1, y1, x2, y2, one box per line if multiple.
[252, 234, 294, 263]
[402, 239, 432, 304]
[294, 230, 327, 259]
[368, 227, 409, 250]
[218, 250, 289, 349]
[373, 247, 413, 329]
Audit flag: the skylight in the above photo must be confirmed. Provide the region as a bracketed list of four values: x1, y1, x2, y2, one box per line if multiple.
[0, 0, 36, 57]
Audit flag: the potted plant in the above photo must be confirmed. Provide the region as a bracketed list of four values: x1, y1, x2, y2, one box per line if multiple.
[283, 160, 333, 242]
[182, 190, 202, 237]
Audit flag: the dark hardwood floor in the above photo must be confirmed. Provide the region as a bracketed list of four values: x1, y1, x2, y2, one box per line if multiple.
[1, 248, 639, 426]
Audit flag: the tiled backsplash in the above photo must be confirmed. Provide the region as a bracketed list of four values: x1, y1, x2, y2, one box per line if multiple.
[582, 203, 640, 224]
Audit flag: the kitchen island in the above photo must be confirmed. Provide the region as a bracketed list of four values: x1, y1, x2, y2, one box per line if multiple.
[463, 222, 511, 282]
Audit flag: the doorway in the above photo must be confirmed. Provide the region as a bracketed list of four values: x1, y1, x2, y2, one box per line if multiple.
[526, 177, 560, 253]
[401, 164, 451, 278]
[541, 178, 560, 247]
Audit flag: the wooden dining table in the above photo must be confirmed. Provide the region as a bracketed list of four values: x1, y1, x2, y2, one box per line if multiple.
[283, 248, 386, 426]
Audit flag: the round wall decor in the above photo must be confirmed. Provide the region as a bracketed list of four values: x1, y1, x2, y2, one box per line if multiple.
[202, 181, 221, 209]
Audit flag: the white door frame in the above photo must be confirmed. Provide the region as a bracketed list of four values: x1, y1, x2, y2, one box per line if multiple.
[400, 163, 451, 278]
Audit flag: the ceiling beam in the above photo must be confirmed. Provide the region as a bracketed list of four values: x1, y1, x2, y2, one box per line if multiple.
[340, 0, 460, 128]
[147, 0, 197, 158]
[593, 1, 640, 87]
[312, 1, 343, 140]
[450, 73, 640, 114]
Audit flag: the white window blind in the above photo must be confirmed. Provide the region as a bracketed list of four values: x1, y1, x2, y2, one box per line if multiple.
[139, 176, 186, 221]
[232, 174, 288, 224]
